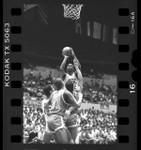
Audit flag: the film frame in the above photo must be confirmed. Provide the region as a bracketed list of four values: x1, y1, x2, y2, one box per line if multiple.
[3, 0, 138, 150]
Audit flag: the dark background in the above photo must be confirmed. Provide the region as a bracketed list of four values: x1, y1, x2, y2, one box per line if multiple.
[3, 0, 137, 150]
[23, 0, 122, 74]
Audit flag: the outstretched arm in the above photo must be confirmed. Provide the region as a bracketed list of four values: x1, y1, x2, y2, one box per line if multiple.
[73, 58, 83, 90]
[60, 55, 69, 72]
[60, 55, 69, 80]
[72, 50, 81, 70]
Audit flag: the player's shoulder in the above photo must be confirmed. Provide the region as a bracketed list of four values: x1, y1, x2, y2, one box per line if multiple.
[64, 89, 70, 95]
[63, 89, 73, 97]
[52, 90, 57, 95]
[42, 99, 47, 103]
[49, 91, 56, 99]
[62, 72, 67, 80]
[64, 72, 67, 77]
[42, 96, 48, 102]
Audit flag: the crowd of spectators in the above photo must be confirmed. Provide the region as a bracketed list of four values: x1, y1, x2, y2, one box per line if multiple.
[23, 68, 117, 144]
[23, 69, 117, 105]
[23, 105, 46, 144]
[23, 106, 117, 144]
[83, 82, 117, 105]
[23, 70, 53, 101]
[76, 108, 117, 144]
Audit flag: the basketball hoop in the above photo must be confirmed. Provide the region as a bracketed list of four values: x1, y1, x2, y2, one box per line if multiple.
[62, 4, 83, 20]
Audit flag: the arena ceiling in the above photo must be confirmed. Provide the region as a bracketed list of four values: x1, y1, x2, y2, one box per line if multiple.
[23, 0, 128, 66]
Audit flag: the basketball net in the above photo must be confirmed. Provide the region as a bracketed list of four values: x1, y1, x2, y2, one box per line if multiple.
[62, 4, 83, 20]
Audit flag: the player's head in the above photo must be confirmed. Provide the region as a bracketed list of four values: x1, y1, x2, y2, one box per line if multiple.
[53, 78, 65, 91]
[43, 84, 53, 98]
[66, 63, 74, 74]
[65, 79, 74, 93]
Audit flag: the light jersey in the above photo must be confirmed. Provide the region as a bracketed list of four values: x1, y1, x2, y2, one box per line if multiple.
[49, 89, 70, 116]
[64, 72, 81, 92]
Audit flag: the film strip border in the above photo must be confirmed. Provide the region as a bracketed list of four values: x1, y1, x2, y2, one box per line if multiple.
[117, 7, 137, 148]
[3, 0, 137, 150]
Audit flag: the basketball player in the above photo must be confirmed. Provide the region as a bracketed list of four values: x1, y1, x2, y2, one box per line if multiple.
[60, 47, 83, 89]
[60, 47, 83, 143]
[45, 78, 83, 143]
[64, 79, 83, 143]
[42, 84, 71, 143]
[42, 84, 56, 144]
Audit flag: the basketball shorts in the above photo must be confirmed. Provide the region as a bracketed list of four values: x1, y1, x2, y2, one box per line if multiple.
[45, 115, 55, 134]
[42, 131, 54, 144]
[65, 114, 80, 128]
[47, 114, 66, 132]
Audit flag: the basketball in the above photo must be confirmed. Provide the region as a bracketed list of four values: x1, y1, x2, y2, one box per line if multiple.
[62, 47, 73, 56]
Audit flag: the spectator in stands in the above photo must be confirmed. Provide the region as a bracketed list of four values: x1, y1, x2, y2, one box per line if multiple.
[23, 67, 117, 144]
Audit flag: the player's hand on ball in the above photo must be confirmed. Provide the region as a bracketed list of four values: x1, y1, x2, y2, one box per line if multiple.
[62, 51, 69, 57]
[71, 50, 75, 57]
[64, 55, 69, 59]
[62, 47, 73, 57]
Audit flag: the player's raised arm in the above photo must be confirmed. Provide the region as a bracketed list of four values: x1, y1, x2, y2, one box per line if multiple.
[63, 90, 83, 108]
[60, 55, 69, 80]
[73, 58, 83, 80]
[72, 50, 81, 70]
[60, 55, 69, 73]
[71, 50, 82, 80]
[73, 56, 83, 89]
[60, 46, 75, 73]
